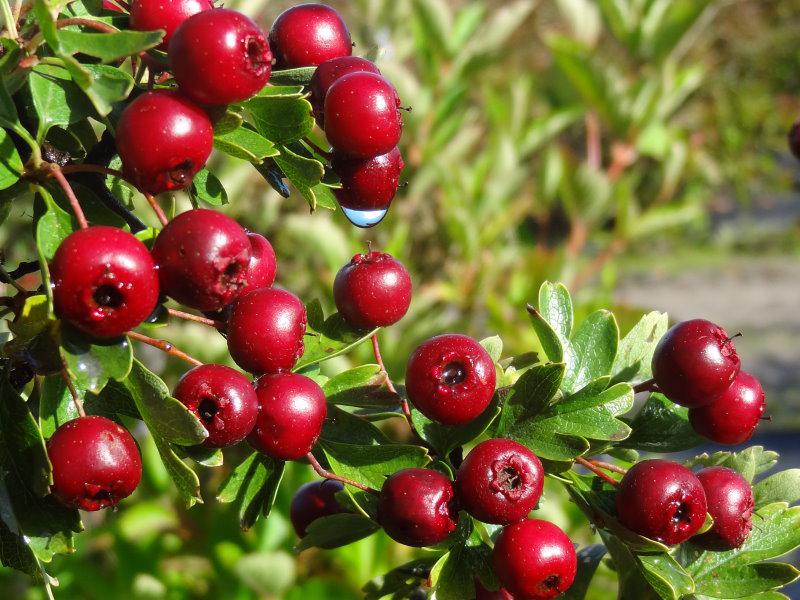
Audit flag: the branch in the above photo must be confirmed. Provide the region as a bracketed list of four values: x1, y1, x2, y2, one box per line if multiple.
[166, 307, 224, 329]
[6, 260, 39, 280]
[0, 265, 26, 293]
[576, 456, 619, 487]
[144, 192, 169, 226]
[371, 333, 411, 420]
[306, 452, 377, 494]
[60, 368, 85, 417]
[588, 459, 628, 476]
[56, 17, 116, 33]
[50, 165, 88, 229]
[127, 331, 203, 367]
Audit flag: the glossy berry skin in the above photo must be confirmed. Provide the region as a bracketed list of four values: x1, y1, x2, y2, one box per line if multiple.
[616, 459, 707, 545]
[406, 334, 496, 426]
[377, 468, 458, 547]
[332, 147, 404, 211]
[169, 8, 272, 105]
[51, 226, 159, 338]
[456, 439, 544, 525]
[247, 372, 326, 460]
[324, 72, 403, 159]
[269, 4, 351, 69]
[48, 416, 142, 511]
[492, 519, 577, 600]
[130, 0, 212, 50]
[652, 319, 741, 407]
[173, 364, 258, 447]
[694, 467, 754, 550]
[116, 90, 213, 195]
[310, 56, 381, 126]
[333, 251, 412, 329]
[226, 287, 307, 374]
[240, 232, 277, 295]
[475, 582, 514, 600]
[689, 371, 766, 445]
[290, 480, 344, 537]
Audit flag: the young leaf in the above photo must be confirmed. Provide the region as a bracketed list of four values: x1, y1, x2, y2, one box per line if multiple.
[214, 126, 279, 163]
[321, 440, 429, 489]
[562, 309, 619, 394]
[294, 513, 380, 552]
[539, 281, 574, 341]
[59, 323, 133, 395]
[753, 470, 800, 509]
[189, 169, 228, 206]
[611, 311, 668, 385]
[479, 335, 503, 363]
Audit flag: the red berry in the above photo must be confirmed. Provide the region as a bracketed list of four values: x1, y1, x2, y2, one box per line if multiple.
[406, 334, 496, 426]
[169, 8, 272, 105]
[456, 439, 544, 525]
[377, 468, 458, 547]
[290, 479, 345, 536]
[226, 287, 307, 374]
[689, 371, 765, 445]
[151, 208, 251, 311]
[130, 0, 212, 50]
[310, 56, 381, 126]
[492, 519, 577, 600]
[333, 251, 412, 329]
[324, 72, 403, 159]
[789, 120, 800, 160]
[475, 582, 514, 600]
[173, 364, 258, 447]
[48, 416, 142, 511]
[694, 467, 753, 550]
[116, 90, 212, 195]
[331, 147, 404, 212]
[652, 319, 741, 407]
[615, 459, 707, 545]
[51, 226, 159, 338]
[247, 372, 326, 460]
[240, 232, 277, 295]
[269, 3, 351, 69]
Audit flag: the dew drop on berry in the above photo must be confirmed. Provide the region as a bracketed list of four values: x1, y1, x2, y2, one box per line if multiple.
[341, 207, 388, 228]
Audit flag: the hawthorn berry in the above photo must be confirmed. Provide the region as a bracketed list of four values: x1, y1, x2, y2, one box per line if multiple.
[333, 251, 412, 329]
[51, 226, 159, 338]
[130, 0, 213, 50]
[48, 416, 142, 511]
[324, 72, 403, 159]
[226, 287, 307, 374]
[405, 334, 496, 426]
[615, 459, 707, 545]
[689, 370, 766, 445]
[475, 582, 514, 600]
[310, 56, 381, 126]
[151, 208, 251, 311]
[492, 519, 577, 600]
[269, 3, 351, 69]
[240, 232, 277, 295]
[651, 319, 741, 407]
[456, 439, 544, 525]
[331, 147, 404, 212]
[377, 468, 458, 547]
[247, 372, 326, 460]
[169, 8, 272, 105]
[289, 479, 345, 537]
[694, 467, 753, 550]
[789, 120, 800, 160]
[115, 90, 213, 195]
[173, 364, 258, 447]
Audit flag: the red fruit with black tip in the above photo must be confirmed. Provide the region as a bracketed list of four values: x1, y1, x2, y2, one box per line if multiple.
[492, 519, 577, 600]
[456, 439, 544, 525]
[331, 147, 404, 211]
[247, 372, 326, 460]
[694, 467, 753, 550]
[310, 56, 381, 126]
[269, 3, 351, 69]
[615, 459, 707, 545]
[324, 72, 403, 159]
[406, 334, 496, 426]
[240, 232, 277, 295]
[116, 90, 213, 195]
[333, 251, 411, 329]
[51, 226, 159, 338]
[689, 370, 765, 445]
[226, 287, 307, 374]
[48, 416, 142, 511]
[151, 208, 251, 311]
[290, 479, 345, 536]
[475, 582, 514, 600]
[652, 319, 741, 407]
[173, 364, 258, 448]
[169, 8, 272, 105]
[377, 468, 458, 547]
[130, 0, 213, 50]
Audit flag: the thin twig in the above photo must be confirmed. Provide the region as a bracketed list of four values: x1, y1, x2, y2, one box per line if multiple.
[306, 452, 377, 494]
[0, 265, 26, 293]
[60, 163, 125, 179]
[633, 378, 658, 394]
[576, 456, 619, 487]
[127, 331, 203, 367]
[371, 333, 410, 419]
[589, 459, 628, 476]
[144, 193, 169, 226]
[60, 369, 86, 417]
[56, 17, 116, 33]
[304, 137, 332, 160]
[166, 307, 223, 329]
[585, 112, 601, 170]
[50, 166, 89, 229]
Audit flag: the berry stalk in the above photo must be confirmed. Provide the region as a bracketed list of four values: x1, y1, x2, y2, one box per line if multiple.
[306, 452, 377, 494]
[166, 307, 223, 329]
[575, 456, 619, 487]
[50, 165, 89, 229]
[144, 193, 170, 227]
[371, 333, 410, 420]
[60, 368, 86, 418]
[127, 330, 203, 367]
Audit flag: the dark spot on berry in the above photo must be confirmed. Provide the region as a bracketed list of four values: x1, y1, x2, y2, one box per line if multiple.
[441, 361, 467, 386]
[543, 575, 561, 590]
[497, 465, 522, 491]
[672, 501, 692, 525]
[93, 284, 124, 308]
[198, 396, 219, 423]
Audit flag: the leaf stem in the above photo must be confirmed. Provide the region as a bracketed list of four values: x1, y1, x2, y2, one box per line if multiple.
[55, 17, 116, 33]
[60, 369, 85, 418]
[0, 0, 18, 38]
[144, 193, 169, 226]
[632, 378, 658, 394]
[588, 459, 628, 476]
[59, 163, 126, 179]
[166, 307, 223, 329]
[50, 165, 89, 229]
[303, 137, 332, 160]
[576, 456, 619, 487]
[127, 330, 203, 367]
[371, 333, 411, 421]
[306, 452, 377, 494]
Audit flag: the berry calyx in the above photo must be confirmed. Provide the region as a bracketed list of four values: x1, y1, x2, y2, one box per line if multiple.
[405, 334, 496, 425]
[247, 372, 326, 460]
[151, 208, 251, 311]
[240, 232, 277, 295]
[169, 8, 272, 105]
[377, 468, 458, 547]
[323, 72, 403, 159]
[689, 370, 766, 445]
[333, 251, 412, 329]
[331, 147, 404, 212]
[269, 3, 351, 69]
[51, 226, 159, 338]
[310, 56, 381, 126]
[290, 479, 345, 537]
[48, 416, 142, 511]
[615, 459, 707, 545]
[694, 467, 754, 550]
[226, 287, 307, 374]
[492, 519, 577, 600]
[130, 0, 213, 50]
[651, 319, 741, 407]
[173, 364, 258, 447]
[475, 582, 514, 600]
[115, 90, 213, 195]
[455, 438, 544, 525]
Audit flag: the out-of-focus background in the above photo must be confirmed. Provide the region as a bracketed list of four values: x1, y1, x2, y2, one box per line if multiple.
[1, 0, 799, 598]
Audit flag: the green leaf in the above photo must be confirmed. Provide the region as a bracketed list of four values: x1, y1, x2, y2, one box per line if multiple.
[294, 301, 378, 371]
[77, 64, 134, 116]
[637, 553, 695, 600]
[527, 305, 563, 363]
[29, 64, 93, 140]
[267, 67, 316, 86]
[363, 558, 438, 600]
[214, 126, 278, 163]
[59, 323, 133, 395]
[256, 85, 306, 98]
[57, 28, 163, 63]
[430, 549, 475, 600]
[539, 281, 574, 341]
[322, 365, 399, 408]
[479, 335, 503, 363]
[0, 127, 22, 190]
[272, 145, 326, 210]
[753, 470, 800, 509]
[212, 109, 243, 134]
[217, 452, 285, 530]
[611, 311, 668, 385]
[151, 434, 202, 508]
[38, 374, 81, 439]
[189, 169, 228, 206]
[685, 447, 779, 484]
[693, 562, 799, 599]
[321, 405, 390, 445]
[412, 398, 501, 457]
[32, 0, 62, 53]
[563, 544, 607, 600]
[295, 513, 380, 552]
[563, 310, 619, 394]
[321, 440, 429, 490]
[621, 393, 703, 452]
[245, 96, 314, 145]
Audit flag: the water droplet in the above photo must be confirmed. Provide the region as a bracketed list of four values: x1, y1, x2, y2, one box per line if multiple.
[341, 207, 388, 228]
